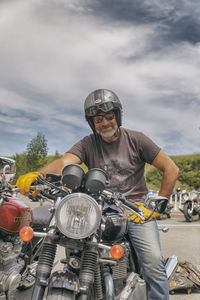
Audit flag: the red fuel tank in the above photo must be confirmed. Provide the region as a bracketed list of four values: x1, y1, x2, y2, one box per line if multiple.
[0, 195, 33, 232]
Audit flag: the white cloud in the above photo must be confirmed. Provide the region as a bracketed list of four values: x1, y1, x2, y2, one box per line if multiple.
[0, 0, 199, 156]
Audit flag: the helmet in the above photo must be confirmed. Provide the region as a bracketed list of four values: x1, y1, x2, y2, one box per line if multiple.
[84, 89, 122, 132]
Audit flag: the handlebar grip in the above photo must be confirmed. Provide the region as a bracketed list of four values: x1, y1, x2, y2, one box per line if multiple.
[120, 198, 141, 213]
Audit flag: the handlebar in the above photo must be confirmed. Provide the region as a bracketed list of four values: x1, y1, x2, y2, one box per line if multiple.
[101, 190, 141, 211]
[12, 185, 50, 193]
[12, 175, 167, 221]
[101, 190, 146, 221]
[101, 190, 169, 220]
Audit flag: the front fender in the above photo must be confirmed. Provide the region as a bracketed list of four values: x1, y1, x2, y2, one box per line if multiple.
[48, 270, 80, 293]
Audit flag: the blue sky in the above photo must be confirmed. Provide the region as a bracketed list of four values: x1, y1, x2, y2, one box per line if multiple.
[0, 0, 200, 156]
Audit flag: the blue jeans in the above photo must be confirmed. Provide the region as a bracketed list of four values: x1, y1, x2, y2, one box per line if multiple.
[128, 219, 169, 300]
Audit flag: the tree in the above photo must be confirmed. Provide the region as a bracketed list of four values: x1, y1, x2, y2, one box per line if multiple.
[13, 153, 28, 179]
[26, 132, 48, 171]
[54, 150, 61, 158]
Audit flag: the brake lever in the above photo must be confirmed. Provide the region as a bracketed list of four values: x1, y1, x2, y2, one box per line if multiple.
[115, 200, 146, 221]
[37, 176, 66, 194]
[102, 191, 146, 221]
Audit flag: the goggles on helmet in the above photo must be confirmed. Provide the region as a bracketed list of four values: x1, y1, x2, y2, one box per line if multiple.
[85, 102, 114, 117]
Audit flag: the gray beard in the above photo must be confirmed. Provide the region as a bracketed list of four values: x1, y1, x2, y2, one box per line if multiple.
[96, 124, 118, 138]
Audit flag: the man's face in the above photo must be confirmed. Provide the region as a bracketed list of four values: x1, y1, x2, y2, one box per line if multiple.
[93, 111, 118, 139]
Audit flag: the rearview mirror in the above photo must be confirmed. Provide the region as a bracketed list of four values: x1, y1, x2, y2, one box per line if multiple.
[146, 195, 168, 214]
[0, 157, 16, 183]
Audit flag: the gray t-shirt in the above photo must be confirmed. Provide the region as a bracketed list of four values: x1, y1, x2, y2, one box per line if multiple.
[67, 128, 161, 197]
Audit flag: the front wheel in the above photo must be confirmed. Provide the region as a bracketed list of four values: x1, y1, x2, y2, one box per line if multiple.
[183, 201, 195, 222]
[46, 288, 75, 300]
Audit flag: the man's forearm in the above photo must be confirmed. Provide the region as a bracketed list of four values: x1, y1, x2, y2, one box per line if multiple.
[39, 158, 65, 176]
[158, 168, 179, 199]
[152, 150, 179, 200]
[39, 153, 81, 176]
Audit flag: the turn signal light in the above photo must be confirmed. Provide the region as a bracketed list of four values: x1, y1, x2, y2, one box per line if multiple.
[19, 226, 34, 242]
[110, 244, 124, 260]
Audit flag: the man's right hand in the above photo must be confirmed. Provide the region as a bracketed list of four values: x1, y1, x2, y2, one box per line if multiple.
[16, 172, 43, 196]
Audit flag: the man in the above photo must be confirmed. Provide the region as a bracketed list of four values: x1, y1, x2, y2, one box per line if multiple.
[17, 89, 179, 299]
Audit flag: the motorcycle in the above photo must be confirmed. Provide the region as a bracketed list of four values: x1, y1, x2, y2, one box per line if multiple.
[179, 189, 200, 222]
[0, 157, 48, 300]
[19, 164, 170, 300]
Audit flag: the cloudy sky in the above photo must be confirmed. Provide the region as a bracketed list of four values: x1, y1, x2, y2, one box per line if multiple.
[0, 0, 200, 157]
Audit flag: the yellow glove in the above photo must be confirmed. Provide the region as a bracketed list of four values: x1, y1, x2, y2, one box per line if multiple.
[129, 202, 160, 224]
[16, 172, 43, 196]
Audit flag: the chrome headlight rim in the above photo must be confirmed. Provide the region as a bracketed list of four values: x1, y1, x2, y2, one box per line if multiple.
[55, 193, 102, 239]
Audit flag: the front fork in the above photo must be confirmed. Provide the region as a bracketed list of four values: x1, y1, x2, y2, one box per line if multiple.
[78, 247, 98, 300]
[78, 246, 115, 300]
[31, 235, 57, 300]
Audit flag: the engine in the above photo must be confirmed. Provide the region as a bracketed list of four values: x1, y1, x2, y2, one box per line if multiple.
[0, 233, 24, 292]
[101, 207, 128, 242]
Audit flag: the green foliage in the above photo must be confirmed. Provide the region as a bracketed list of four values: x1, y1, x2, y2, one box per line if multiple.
[173, 154, 200, 189]
[146, 154, 200, 191]
[10, 153, 27, 183]
[145, 165, 162, 190]
[13, 153, 28, 178]
[26, 132, 48, 171]
[81, 163, 88, 173]
[12, 132, 49, 180]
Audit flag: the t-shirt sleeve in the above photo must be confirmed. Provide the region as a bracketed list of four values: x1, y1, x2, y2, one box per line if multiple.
[67, 140, 84, 162]
[66, 136, 90, 163]
[137, 132, 161, 164]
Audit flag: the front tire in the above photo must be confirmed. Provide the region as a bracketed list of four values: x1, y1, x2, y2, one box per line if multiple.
[47, 288, 75, 300]
[183, 201, 194, 222]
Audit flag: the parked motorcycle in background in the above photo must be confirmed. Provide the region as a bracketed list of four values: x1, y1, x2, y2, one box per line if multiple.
[0, 157, 46, 300]
[19, 164, 170, 300]
[179, 189, 200, 222]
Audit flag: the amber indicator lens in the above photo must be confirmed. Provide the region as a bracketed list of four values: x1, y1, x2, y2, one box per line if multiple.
[19, 226, 34, 242]
[110, 244, 124, 260]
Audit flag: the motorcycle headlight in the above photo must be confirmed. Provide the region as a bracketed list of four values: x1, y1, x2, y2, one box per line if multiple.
[55, 193, 101, 239]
